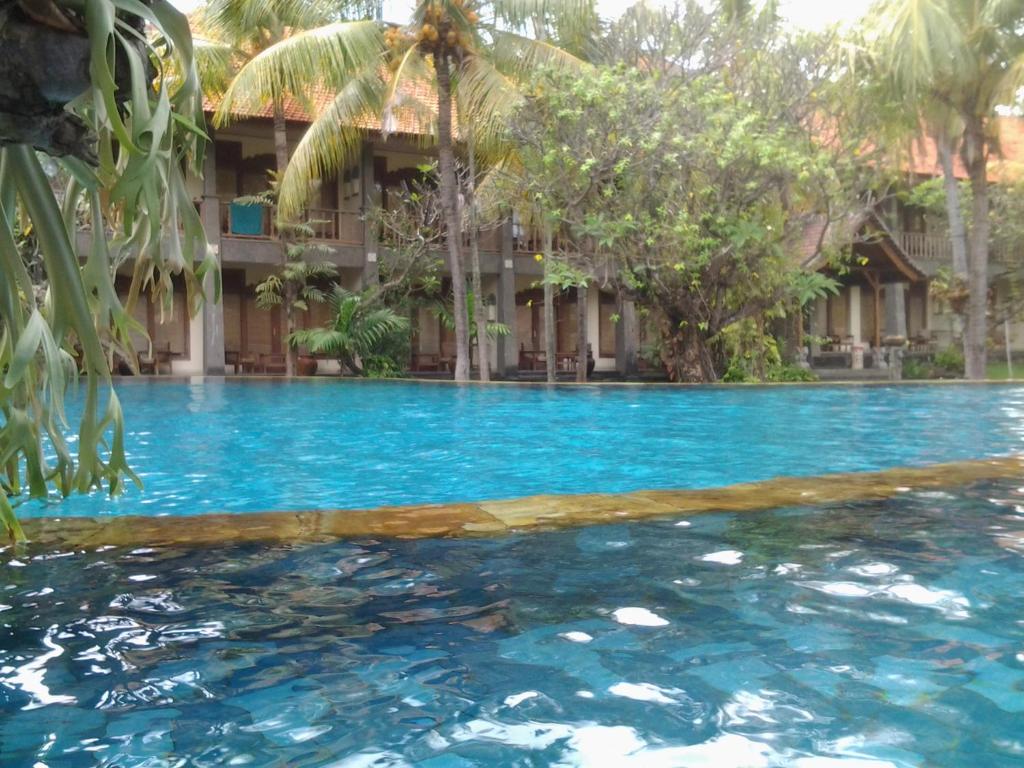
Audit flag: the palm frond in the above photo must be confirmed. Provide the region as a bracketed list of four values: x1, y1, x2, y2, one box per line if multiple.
[869, 0, 970, 96]
[277, 66, 386, 218]
[454, 54, 519, 155]
[215, 20, 384, 125]
[203, 0, 338, 42]
[382, 44, 437, 140]
[193, 37, 242, 97]
[489, 0, 597, 37]
[489, 29, 590, 80]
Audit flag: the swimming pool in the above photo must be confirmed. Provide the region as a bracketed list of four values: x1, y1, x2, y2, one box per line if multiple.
[20, 379, 1024, 518]
[4, 478, 1024, 765]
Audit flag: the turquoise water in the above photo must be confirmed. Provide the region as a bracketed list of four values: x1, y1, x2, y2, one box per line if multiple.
[3, 480, 1024, 766]
[20, 380, 1024, 518]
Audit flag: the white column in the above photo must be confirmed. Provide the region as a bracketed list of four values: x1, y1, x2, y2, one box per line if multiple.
[884, 282, 908, 342]
[849, 285, 862, 345]
[495, 218, 517, 378]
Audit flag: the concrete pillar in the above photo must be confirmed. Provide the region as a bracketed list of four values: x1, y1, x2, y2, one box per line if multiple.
[495, 217, 518, 378]
[615, 296, 639, 378]
[360, 143, 379, 287]
[812, 297, 827, 342]
[883, 282, 908, 343]
[200, 136, 225, 375]
[849, 284, 862, 345]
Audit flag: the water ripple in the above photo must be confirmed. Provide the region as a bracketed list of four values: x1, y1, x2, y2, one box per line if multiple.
[2, 481, 1024, 765]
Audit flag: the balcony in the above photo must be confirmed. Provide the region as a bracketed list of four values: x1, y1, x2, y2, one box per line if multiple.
[896, 231, 1012, 266]
[220, 201, 364, 245]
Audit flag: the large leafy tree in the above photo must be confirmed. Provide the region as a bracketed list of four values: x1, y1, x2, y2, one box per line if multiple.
[869, 0, 1024, 379]
[247, 0, 593, 382]
[512, 6, 877, 382]
[198, 0, 381, 376]
[0, 0, 208, 540]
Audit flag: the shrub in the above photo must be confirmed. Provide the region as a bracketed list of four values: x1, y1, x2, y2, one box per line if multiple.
[933, 346, 965, 376]
[767, 364, 819, 383]
[902, 358, 931, 380]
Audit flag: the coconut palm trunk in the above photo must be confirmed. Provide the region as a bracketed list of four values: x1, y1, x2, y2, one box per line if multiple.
[576, 282, 588, 382]
[435, 52, 471, 382]
[937, 129, 971, 364]
[964, 118, 989, 380]
[273, 100, 296, 377]
[466, 126, 490, 381]
[543, 224, 556, 383]
[936, 131, 969, 279]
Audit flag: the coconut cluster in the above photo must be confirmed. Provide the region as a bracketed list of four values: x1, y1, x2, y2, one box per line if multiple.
[385, 1, 480, 58]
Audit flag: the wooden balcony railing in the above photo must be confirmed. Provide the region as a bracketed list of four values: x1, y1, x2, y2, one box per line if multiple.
[462, 226, 502, 252]
[896, 230, 1013, 265]
[221, 202, 363, 245]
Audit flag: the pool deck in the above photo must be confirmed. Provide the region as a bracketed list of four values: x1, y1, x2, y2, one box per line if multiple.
[15, 456, 1024, 551]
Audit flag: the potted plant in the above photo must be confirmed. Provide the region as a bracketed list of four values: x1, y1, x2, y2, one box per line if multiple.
[296, 352, 319, 376]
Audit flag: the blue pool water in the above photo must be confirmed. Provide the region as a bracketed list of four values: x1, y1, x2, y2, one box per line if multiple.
[3, 480, 1024, 765]
[20, 380, 1024, 518]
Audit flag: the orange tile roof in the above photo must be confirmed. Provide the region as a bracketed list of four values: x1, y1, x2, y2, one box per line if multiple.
[906, 117, 1024, 183]
[203, 79, 438, 138]
[797, 211, 925, 281]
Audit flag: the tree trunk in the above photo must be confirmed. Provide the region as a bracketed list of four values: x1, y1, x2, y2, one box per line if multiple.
[963, 118, 989, 380]
[435, 52, 470, 382]
[272, 101, 295, 377]
[576, 283, 588, 382]
[660, 315, 716, 383]
[937, 127, 971, 366]
[937, 130, 968, 279]
[467, 126, 489, 381]
[284, 281, 297, 375]
[543, 224, 556, 383]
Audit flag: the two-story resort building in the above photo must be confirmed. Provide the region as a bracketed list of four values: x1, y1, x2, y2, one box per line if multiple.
[108, 85, 1024, 379]
[799, 121, 1024, 376]
[111, 84, 634, 379]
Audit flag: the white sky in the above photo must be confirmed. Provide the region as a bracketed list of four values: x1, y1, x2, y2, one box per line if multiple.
[171, 0, 874, 31]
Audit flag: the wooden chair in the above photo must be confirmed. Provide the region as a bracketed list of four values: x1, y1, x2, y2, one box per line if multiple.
[411, 352, 440, 372]
[259, 352, 287, 374]
[224, 350, 240, 374]
[519, 344, 546, 371]
[239, 354, 258, 374]
[439, 341, 457, 372]
[138, 342, 173, 375]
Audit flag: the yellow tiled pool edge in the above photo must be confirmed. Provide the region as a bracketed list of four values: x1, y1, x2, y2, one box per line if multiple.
[15, 456, 1024, 551]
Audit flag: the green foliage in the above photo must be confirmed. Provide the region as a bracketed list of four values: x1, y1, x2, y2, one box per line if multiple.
[903, 347, 966, 380]
[933, 345, 965, 375]
[792, 272, 842, 307]
[512, 47, 868, 381]
[364, 354, 406, 379]
[433, 291, 510, 341]
[901, 357, 931, 380]
[767, 365, 819, 383]
[254, 250, 337, 313]
[289, 286, 409, 376]
[0, 1, 208, 541]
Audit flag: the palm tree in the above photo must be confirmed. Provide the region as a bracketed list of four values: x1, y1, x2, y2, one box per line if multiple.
[869, 0, 1024, 379]
[197, 0, 383, 375]
[290, 285, 409, 375]
[250, 0, 594, 382]
[254, 242, 339, 352]
[433, 289, 510, 346]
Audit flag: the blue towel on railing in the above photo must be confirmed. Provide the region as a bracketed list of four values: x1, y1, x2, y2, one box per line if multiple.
[230, 202, 264, 236]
